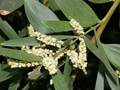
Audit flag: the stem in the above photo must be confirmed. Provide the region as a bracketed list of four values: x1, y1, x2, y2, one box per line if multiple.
[54, 38, 78, 58]
[85, 24, 100, 34]
[92, 0, 120, 43]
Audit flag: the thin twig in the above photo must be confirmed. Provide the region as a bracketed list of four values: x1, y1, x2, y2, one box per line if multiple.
[92, 0, 120, 43]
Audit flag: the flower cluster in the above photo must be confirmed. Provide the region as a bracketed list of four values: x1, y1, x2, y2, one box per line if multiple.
[41, 51, 64, 75]
[13, 45, 58, 75]
[42, 57, 58, 75]
[7, 25, 65, 75]
[22, 45, 60, 75]
[116, 70, 120, 78]
[22, 45, 54, 57]
[65, 49, 87, 74]
[50, 79, 53, 85]
[15, 25, 66, 75]
[28, 25, 64, 48]
[69, 18, 84, 35]
[7, 22, 87, 75]
[65, 50, 79, 67]
[69, 18, 87, 74]
[78, 38, 87, 74]
[7, 59, 41, 68]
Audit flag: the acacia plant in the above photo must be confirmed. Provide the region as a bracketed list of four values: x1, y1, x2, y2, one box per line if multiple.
[0, 0, 120, 90]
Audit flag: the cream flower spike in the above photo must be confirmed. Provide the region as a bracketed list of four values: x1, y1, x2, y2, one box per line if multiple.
[116, 70, 120, 78]
[28, 25, 64, 48]
[69, 18, 84, 35]
[65, 50, 79, 68]
[69, 18, 87, 74]
[7, 59, 41, 68]
[78, 37, 87, 74]
[42, 56, 58, 75]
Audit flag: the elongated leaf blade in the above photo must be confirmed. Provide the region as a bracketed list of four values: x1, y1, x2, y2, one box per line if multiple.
[95, 63, 104, 90]
[0, 35, 5, 43]
[55, 0, 100, 27]
[52, 70, 69, 90]
[0, 18, 19, 39]
[1, 37, 39, 47]
[0, 64, 12, 82]
[84, 37, 117, 84]
[28, 66, 42, 80]
[105, 71, 120, 90]
[51, 35, 74, 40]
[0, 0, 24, 14]
[42, 21, 72, 32]
[88, 0, 112, 4]
[49, 0, 59, 11]
[0, 47, 42, 62]
[8, 82, 19, 90]
[63, 58, 72, 86]
[102, 44, 120, 70]
[24, 0, 58, 34]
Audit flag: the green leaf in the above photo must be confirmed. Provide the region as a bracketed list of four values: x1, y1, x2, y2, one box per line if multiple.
[95, 63, 104, 90]
[105, 71, 120, 90]
[42, 21, 72, 33]
[0, 70, 11, 82]
[0, 64, 30, 83]
[28, 66, 42, 80]
[54, 0, 100, 27]
[0, 35, 5, 43]
[84, 37, 117, 84]
[24, 0, 58, 34]
[22, 83, 30, 90]
[0, 18, 19, 39]
[63, 58, 72, 89]
[51, 35, 74, 40]
[88, 0, 112, 4]
[102, 44, 120, 70]
[18, 27, 28, 37]
[0, 0, 24, 14]
[49, 0, 59, 11]
[0, 64, 12, 82]
[8, 82, 19, 90]
[0, 46, 42, 62]
[52, 70, 69, 90]
[1, 37, 39, 47]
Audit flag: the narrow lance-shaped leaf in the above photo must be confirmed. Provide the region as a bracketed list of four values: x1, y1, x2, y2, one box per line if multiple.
[0, 35, 5, 43]
[8, 82, 19, 90]
[84, 37, 118, 84]
[95, 63, 104, 90]
[0, 18, 19, 39]
[0, 0, 24, 15]
[0, 64, 13, 82]
[24, 0, 59, 34]
[51, 35, 74, 40]
[0, 46, 42, 62]
[63, 57, 72, 88]
[105, 70, 120, 90]
[1, 37, 39, 47]
[52, 70, 69, 90]
[8, 76, 20, 90]
[88, 0, 113, 4]
[55, 0, 100, 27]
[42, 21, 72, 33]
[28, 66, 42, 80]
[102, 44, 120, 70]
[0, 64, 32, 82]
[49, 0, 59, 11]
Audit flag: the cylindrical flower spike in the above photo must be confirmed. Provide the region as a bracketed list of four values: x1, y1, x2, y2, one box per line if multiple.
[28, 25, 64, 48]
[69, 18, 87, 74]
